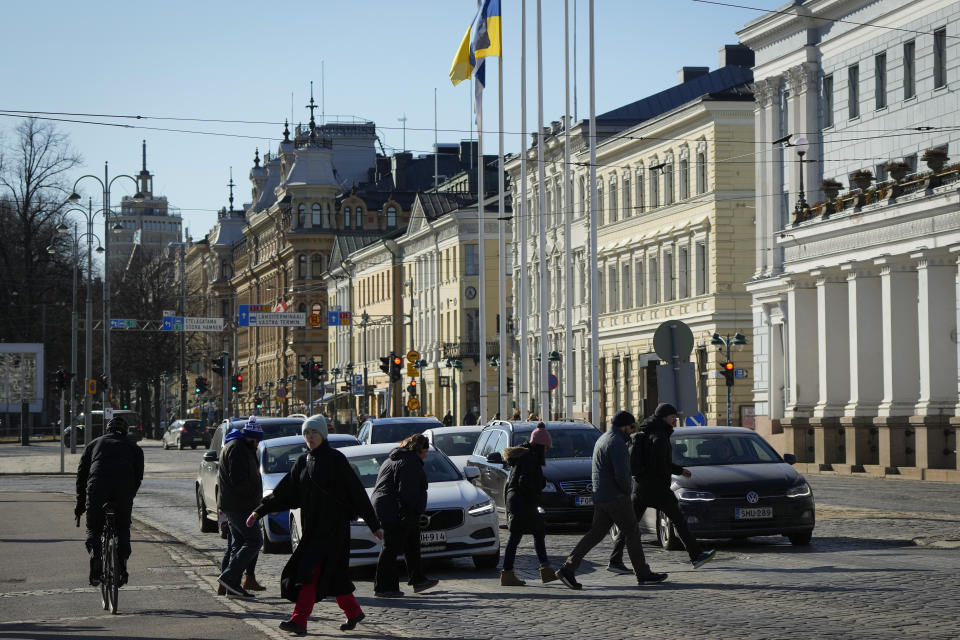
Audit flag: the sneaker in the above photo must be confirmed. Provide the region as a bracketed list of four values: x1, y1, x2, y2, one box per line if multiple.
[413, 578, 439, 593]
[556, 565, 582, 590]
[340, 612, 365, 631]
[218, 577, 254, 599]
[374, 590, 405, 598]
[637, 572, 669, 585]
[278, 620, 307, 635]
[606, 562, 632, 575]
[692, 549, 717, 569]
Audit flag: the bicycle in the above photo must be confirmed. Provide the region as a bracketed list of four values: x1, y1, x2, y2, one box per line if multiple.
[77, 503, 121, 613]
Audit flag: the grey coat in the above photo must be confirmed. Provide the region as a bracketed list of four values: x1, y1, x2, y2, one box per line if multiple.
[590, 428, 632, 503]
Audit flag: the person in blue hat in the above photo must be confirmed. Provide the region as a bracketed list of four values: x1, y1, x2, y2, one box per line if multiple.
[217, 417, 264, 598]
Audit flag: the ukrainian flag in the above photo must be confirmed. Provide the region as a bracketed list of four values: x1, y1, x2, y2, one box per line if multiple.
[449, 0, 501, 86]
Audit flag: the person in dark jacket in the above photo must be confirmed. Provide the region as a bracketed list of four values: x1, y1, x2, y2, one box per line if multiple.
[442, 412, 454, 427]
[217, 416, 264, 598]
[461, 408, 478, 426]
[248, 414, 381, 635]
[76, 416, 144, 587]
[499, 423, 559, 586]
[371, 433, 438, 597]
[608, 403, 716, 571]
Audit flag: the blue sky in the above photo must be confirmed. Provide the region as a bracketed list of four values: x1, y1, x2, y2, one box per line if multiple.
[1, 0, 781, 237]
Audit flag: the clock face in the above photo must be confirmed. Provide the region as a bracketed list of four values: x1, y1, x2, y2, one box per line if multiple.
[465, 285, 477, 300]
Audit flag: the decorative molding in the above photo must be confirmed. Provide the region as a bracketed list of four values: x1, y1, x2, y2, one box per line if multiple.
[751, 77, 781, 109]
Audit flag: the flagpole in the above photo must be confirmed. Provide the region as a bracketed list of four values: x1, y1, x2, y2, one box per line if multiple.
[434, 88, 439, 188]
[563, 0, 574, 419]
[573, 0, 578, 122]
[536, 0, 549, 419]
[478, 77, 487, 426]
[588, 0, 601, 426]
[519, 0, 530, 419]
[498, 58, 508, 420]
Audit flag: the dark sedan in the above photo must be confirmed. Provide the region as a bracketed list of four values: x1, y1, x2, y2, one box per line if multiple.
[161, 419, 204, 450]
[643, 426, 815, 548]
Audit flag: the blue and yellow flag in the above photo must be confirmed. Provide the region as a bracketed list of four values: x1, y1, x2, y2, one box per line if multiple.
[449, 0, 501, 86]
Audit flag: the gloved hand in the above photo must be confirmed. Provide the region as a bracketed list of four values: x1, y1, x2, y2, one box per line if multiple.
[245, 513, 258, 528]
[74, 502, 85, 526]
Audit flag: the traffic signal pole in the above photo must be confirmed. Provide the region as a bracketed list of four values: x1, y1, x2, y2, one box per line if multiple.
[222, 353, 230, 421]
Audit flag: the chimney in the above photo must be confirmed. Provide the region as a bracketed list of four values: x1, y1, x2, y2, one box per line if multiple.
[677, 66, 709, 84]
[718, 44, 754, 69]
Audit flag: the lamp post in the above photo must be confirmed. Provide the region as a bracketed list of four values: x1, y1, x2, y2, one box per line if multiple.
[52, 200, 104, 449]
[68, 165, 141, 420]
[710, 332, 748, 426]
[793, 136, 810, 215]
[445, 358, 462, 424]
[330, 367, 341, 424]
[168, 242, 187, 422]
[360, 312, 370, 418]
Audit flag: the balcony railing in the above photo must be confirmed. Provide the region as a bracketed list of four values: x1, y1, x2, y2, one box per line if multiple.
[441, 341, 500, 361]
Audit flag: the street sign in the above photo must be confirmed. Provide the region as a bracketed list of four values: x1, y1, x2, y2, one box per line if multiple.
[684, 412, 707, 426]
[439, 376, 450, 387]
[547, 373, 558, 390]
[406, 350, 420, 363]
[160, 317, 225, 332]
[87, 379, 97, 395]
[308, 313, 323, 328]
[161, 316, 184, 331]
[237, 304, 273, 327]
[339, 311, 352, 325]
[247, 312, 306, 327]
[352, 374, 363, 396]
[276, 388, 286, 398]
[328, 311, 340, 326]
[735, 368, 748, 379]
[407, 397, 420, 411]
[406, 362, 419, 377]
[109, 319, 137, 329]
[656, 362, 698, 416]
[653, 320, 694, 362]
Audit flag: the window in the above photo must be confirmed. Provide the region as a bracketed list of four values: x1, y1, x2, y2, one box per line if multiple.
[622, 263, 632, 308]
[696, 151, 707, 194]
[649, 168, 659, 208]
[848, 64, 860, 119]
[934, 28, 947, 89]
[311, 253, 324, 278]
[297, 255, 307, 278]
[679, 247, 689, 298]
[635, 260, 645, 307]
[356, 206, 363, 227]
[297, 204, 306, 228]
[578, 176, 586, 218]
[822, 75, 834, 128]
[664, 162, 675, 205]
[311, 203, 321, 227]
[623, 176, 631, 218]
[465, 244, 479, 276]
[608, 178, 618, 223]
[344, 206, 351, 228]
[875, 53, 887, 109]
[695, 241, 707, 295]
[577, 254, 586, 304]
[607, 265, 618, 312]
[649, 257, 659, 304]
[545, 189, 552, 227]
[597, 185, 604, 225]
[597, 272, 605, 312]
[679, 159, 689, 200]
[904, 40, 916, 99]
[636, 169, 645, 213]
[386, 206, 397, 227]
[612, 359, 621, 410]
[664, 251, 675, 301]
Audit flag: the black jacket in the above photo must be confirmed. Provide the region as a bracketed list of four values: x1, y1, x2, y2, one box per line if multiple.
[255, 440, 379, 602]
[77, 431, 144, 511]
[217, 436, 262, 513]
[503, 443, 546, 534]
[371, 447, 427, 526]
[632, 416, 683, 502]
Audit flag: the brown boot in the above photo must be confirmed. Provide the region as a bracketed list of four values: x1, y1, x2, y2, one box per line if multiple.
[499, 570, 526, 586]
[539, 566, 559, 583]
[217, 583, 226, 596]
[242, 574, 266, 592]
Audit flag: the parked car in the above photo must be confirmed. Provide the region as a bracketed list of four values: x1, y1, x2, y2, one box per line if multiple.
[421, 425, 484, 471]
[289, 443, 499, 568]
[637, 426, 815, 548]
[257, 433, 361, 553]
[195, 417, 307, 534]
[63, 410, 144, 445]
[466, 420, 602, 523]
[356, 416, 442, 445]
[161, 419, 204, 450]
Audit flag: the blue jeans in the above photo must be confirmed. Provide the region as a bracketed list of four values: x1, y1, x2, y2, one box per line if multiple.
[220, 510, 263, 585]
[220, 524, 259, 577]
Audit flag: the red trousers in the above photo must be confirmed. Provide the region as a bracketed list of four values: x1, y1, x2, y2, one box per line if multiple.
[290, 561, 362, 627]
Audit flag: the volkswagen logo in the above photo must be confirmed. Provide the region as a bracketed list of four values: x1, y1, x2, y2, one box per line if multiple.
[746, 491, 760, 504]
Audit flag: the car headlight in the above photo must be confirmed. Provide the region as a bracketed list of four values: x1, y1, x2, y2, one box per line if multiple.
[786, 481, 811, 498]
[468, 500, 494, 516]
[678, 489, 716, 502]
[542, 482, 558, 493]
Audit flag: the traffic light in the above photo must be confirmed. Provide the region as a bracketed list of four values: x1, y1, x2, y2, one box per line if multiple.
[231, 374, 243, 392]
[300, 361, 312, 381]
[212, 357, 225, 376]
[407, 379, 418, 397]
[720, 361, 735, 387]
[53, 368, 68, 391]
[194, 376, 202, 394]
[99, 374, 109, 391]
[310, 362, 324, 384]
[254, 395, 262, 409]
[390, 354, 403, 382]
[379, 356, 391, 375]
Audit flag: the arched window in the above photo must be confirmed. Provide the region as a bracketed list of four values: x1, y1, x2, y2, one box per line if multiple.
[343, 206, 352, 228]
[679, 158, 690, 200]
[664, 158, 675, 205]
[356, 206, 364, 227]
[297, 204, 306, 228]
[386, 206, 397, 227]
[649, 163, 659, 208]
[311, 203, 321, 227]
[297, 255, 307, 278]
[608, 177, 618, 223]
[311, 253, 324, 278]
[696, 143, 707, 194]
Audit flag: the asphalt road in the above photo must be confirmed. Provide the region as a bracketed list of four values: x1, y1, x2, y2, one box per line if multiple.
[2, 439, 959, 639]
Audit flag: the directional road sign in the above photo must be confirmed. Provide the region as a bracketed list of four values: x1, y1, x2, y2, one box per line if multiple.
[109, 319, 138, 329]
[160, 317, 225, 332]
[237, 304, 272, 327]
[247, 312, 306, 327]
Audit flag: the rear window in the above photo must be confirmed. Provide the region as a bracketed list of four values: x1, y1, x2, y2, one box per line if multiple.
[261, 420, 304, 440]
[432, 431, 482, 457]
[671, 433, 781, 466]
[183, 420, 202, 432]
[370, 422, 431, 444]
[263, 442, 308, 474]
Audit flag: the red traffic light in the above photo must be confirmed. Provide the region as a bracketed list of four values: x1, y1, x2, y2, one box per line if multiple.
[410, 379, 417, 386]
[393, 356, 402, 366]
[236, 374, 243, 381]
[722, 362, 734, 371]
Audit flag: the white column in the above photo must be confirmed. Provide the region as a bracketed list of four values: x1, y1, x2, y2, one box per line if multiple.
[786, 280, 818, 418]
[913, 250, 957, 416]
[811, 271, 849, 417]
[875, 258, 920, 417]
[842, 265, 883, 416]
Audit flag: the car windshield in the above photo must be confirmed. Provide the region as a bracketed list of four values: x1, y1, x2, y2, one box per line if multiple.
[431, 431, 481, 457]
[263, 442, 308, 474]
[329, 437, 360, 449]
[227, 420, 303, 441]
[512, 429, 600, 458]
[346, 450, 461, 488]
[371, 422, 433, 444]
[671, 433, 782, 466]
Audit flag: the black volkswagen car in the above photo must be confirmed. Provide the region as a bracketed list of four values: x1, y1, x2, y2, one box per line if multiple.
[466, 420, 601, 523]
[644, 426, 815, 548]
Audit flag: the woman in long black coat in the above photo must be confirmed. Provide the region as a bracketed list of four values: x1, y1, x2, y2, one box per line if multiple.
[247, 416, 382, 634]
[499, 423, 558, 586]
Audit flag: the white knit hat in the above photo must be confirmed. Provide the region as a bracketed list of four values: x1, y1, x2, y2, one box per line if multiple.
[302, 414, 329, 439]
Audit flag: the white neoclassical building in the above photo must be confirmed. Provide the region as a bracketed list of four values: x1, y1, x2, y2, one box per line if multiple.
[740, 0, 960, 480]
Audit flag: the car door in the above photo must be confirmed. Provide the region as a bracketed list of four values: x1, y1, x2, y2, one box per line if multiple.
[487, 430, 511, 506]
[467, 428, 494, 491]
[201, 425, 225, 509]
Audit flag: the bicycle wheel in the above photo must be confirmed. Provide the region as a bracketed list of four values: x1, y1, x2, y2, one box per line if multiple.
[99, 536, 110, 611]
[106, 534, 119, 614]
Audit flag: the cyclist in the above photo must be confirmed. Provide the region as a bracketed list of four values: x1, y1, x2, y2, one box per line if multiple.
[76, 416, 144, 587]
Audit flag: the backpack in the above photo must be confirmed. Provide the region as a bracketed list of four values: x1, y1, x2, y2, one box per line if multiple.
[628, 428, 652, 479]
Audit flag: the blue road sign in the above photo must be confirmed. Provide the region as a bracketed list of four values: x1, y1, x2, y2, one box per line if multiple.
[735, 368, 748, 379]
[547, 373, 558, 390]
[328, 311, 340, 326]
[238, 305, 250, 327]
[161, 316, 184, 331]
[352, 374, 363, 396]
[684, 412, 707, 426]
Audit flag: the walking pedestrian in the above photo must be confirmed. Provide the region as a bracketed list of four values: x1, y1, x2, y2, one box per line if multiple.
[247, 415, 382, 635]
[217, 416, 264, 599]
[462, 407, 478, 425]
[512, 409, 522, 421]
[499, 423, 559, 586]
[608, 403, 716, 572]
[442, 411, 454, 427]
[371, 433, 439, 597]
[556, 411, 668, 590]
[216, 512, 265, 594]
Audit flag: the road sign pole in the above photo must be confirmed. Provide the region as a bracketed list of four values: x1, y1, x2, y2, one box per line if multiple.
[670, 326, 684, 425]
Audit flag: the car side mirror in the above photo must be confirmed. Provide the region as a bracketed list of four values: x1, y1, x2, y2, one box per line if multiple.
[202, 451, 217, 462]
[463, 465, 480, 480]
[485, 451, 504, 465]
[782, 453, 797, 465]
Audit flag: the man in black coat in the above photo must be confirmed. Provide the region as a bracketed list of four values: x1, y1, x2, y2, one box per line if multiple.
[371, 433, 438, 597]
[76, 416, 144, 587]
[608, 403, 716, 571]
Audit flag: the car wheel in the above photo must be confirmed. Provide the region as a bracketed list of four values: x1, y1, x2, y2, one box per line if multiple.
[472, 552, 499, 569]
[191, 444, 198, 449]
[197, 488, 218, 533]
[788, 531, 813, 546]
[289, 514, 301, 553]
[177, 438, 184, 450]
[656, 510, 682, 550]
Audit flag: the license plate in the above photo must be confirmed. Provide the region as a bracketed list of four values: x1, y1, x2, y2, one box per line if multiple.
[420, 530, 447, 545]
[735, 507, 773, 520]
[575, 496, 594, 507]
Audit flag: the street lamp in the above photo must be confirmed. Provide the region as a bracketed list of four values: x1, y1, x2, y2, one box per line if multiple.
[168, 241, 187, 422]
[793, 136, 810, 215]
[710, 332, 748, 426]
[445, 358, 463, 424]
